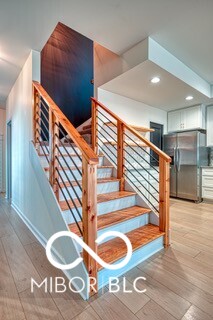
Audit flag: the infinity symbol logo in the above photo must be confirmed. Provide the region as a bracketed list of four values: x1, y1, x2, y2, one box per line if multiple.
[46, 231, 133, 270]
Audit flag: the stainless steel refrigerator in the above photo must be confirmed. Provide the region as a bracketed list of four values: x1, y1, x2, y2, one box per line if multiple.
[163, 130, 208, 202]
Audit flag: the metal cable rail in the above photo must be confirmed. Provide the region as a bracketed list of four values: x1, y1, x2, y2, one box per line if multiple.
[124, 131, 159, 166]
[97, 141, 117, 166]
[55, 151, 82, 194]
[124, 156, 159, 194]
[97, 125, 159, 193]
[38, 107, 49, 125]
[36, 114, 49, 137]
[97, 114, 118, 137]
[98, 109, 117, 128]
[55, 124, 82, 161]
[55, 166, 82, 219]
[55, 178, 83, 236]
[124, 146, 159, 183]
[123, 170, 159, 213]
[97, 117, 118, 143]
[35, 128, 49, 154]
[97, 111, 159, 182]
[36, 137, 49, 163]
[55, 140, 82, 176]
[96, 106, 160, 213]
[55, 156, 83, 207]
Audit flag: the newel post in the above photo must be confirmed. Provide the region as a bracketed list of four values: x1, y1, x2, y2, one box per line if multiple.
[49, 112, 59, 199]
[82, 157, 98, 295]
[117, 120, 125, 191]
[91, 100, 98, 153]
[159, 157, 170, 247]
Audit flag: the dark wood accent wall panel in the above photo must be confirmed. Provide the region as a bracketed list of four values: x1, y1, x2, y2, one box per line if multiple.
[41, 22, 94, 127]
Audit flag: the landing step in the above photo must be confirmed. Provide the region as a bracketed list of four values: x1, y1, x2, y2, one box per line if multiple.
[68, 206, 151, 236]
[59, 191, 136, 211]
[98, 224, 164, 270]
[104, 141, 148, 148]
[59, 177, 120, 188]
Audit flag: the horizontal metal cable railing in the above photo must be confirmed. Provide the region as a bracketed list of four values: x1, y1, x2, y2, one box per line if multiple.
[91, 97, 171, 247]
[33, 82, 99, 294]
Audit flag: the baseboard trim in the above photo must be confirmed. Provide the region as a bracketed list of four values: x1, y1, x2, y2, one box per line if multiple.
[11, 201, 88, 300]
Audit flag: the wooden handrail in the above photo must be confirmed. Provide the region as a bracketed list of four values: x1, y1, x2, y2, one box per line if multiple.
[33, 82, 98, 295]
[91, 98, 171, 163]
[33, 81, 99, 165]
[91, 97, 171, 248]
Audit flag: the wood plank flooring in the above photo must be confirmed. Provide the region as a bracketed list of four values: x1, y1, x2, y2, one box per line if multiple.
[0, 196, 213, 320]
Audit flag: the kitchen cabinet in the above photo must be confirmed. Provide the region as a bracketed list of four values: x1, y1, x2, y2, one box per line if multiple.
[168, 105, 205, 132]
[202, 167, 213, 201]
[167, 110, 182, 132]
[207, 105, 213, 146]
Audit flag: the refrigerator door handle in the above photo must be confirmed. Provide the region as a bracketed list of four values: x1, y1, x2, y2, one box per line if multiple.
[177, 148, 181, 172]
[174, 147, 177, 172]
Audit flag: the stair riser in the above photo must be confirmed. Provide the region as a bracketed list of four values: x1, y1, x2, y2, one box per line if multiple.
[62, 195, 136, 224]
[59, 167, 113, 182]
[40, 155, 104, 167]
[98, 236, 164, 290]
[59, 181, 120, 201]
[75, 213, 149, 252]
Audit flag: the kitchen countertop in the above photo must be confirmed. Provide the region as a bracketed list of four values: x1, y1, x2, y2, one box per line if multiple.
[201, 166, 213, 168]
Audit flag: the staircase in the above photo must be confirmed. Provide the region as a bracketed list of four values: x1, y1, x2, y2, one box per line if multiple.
[32, 81, 171, 297]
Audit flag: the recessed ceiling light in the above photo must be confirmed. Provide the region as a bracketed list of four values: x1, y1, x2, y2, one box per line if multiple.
[151, 77, 160, 84]
[185, 95, 193, 101]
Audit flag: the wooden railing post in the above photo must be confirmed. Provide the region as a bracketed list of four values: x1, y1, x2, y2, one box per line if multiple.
[92, 100, 98, 153]
[33, 88, 40, 151]
[82, 157, 98, 295]
[159, 158, 170, 247]
[117, 121, 125, 191]
[49, 112, 59, 199]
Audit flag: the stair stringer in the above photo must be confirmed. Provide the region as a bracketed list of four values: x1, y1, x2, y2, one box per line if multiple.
[102, 155, 159, 226]
[29, 142, 90, 300]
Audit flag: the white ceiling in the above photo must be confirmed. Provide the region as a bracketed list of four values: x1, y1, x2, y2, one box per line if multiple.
[0, 0, 213, 108]
[101, 60, 210, 111]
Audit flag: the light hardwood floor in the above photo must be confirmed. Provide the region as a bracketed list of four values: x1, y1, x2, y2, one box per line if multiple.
[0, 196, 213, 320]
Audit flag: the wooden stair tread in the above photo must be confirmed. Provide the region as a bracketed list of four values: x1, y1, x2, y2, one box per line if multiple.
[59, 191, 136, 211]
[104, 141, 148, 147]
[79, 129, 91, 135]
[40, 153, 103, 158]
[44, 165, 113, 172]
[68, 206, 151, 236]
[82, 124, 92, 130]
[98, 224, 164, 270]
[59, 177, 120, 188]
[104, 121, 154, 132]
[39, 141, 75, 147]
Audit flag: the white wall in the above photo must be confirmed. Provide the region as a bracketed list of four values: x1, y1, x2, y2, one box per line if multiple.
[94, 42, 127, 97]
[0, 108, 6, 191]
[6, 50, 88, 299]
[98, 88, 168, 133]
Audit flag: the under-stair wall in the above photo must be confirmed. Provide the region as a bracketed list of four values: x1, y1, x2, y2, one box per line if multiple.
[6, 50, 89, 299]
